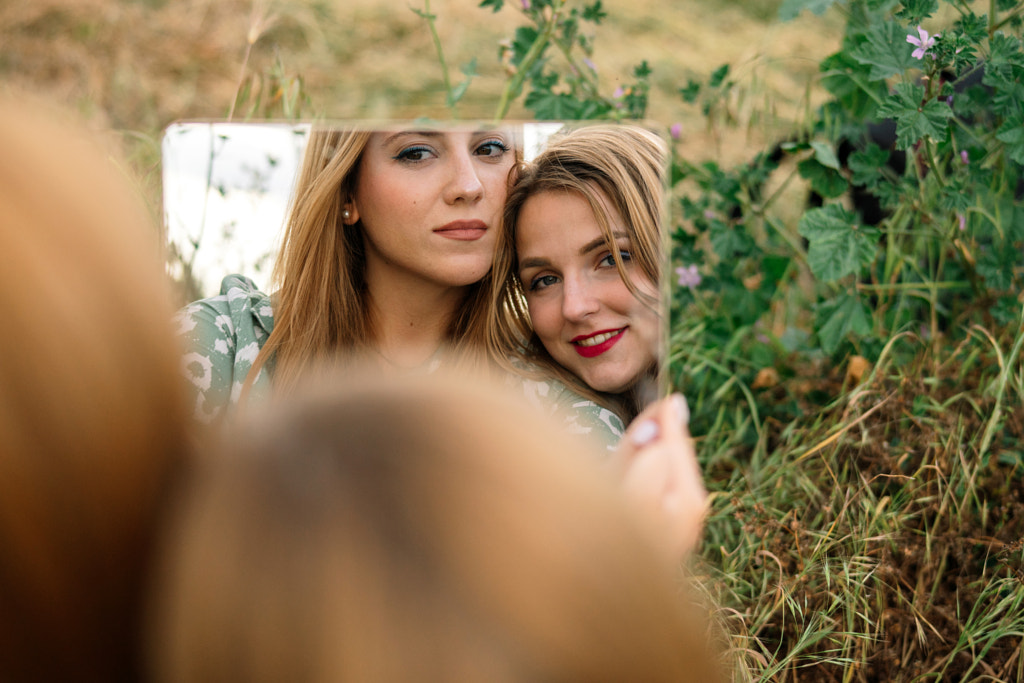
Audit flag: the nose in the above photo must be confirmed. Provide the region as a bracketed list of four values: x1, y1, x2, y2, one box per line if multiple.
[443, 150, 484, 204]
[561, 273, 600, 322]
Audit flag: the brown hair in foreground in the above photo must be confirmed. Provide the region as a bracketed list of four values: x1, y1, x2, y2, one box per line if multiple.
[149, 368, 725, 683]
[0, 95, 188, 681]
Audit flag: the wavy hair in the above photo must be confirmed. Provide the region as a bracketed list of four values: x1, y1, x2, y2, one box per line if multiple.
[488, 124, 667, 422]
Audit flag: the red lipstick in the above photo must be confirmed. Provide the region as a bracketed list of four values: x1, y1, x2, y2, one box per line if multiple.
[571, 328, 626, 358]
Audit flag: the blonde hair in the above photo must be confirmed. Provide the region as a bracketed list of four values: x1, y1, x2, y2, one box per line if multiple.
[149, 369, 724, 683]
[0, 97, 188, 681]
[245, 124, 506, 399]
[489, 124, 667, 422]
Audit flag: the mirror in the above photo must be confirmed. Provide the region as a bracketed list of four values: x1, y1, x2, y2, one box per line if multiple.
[163, 120, 669, 429]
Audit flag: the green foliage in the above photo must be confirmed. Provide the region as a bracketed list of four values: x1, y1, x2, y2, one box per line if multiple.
[416, 1, 1024, 678]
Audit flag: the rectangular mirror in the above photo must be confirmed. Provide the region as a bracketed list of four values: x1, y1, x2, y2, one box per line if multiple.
[164, 120, 670, 436]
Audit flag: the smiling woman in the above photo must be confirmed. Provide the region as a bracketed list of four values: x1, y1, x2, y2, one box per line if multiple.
[489, 124, 667, 439]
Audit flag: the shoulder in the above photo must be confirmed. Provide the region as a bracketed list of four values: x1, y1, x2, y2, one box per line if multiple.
[174, 274, 275, 423]
[506, 364, 626, 452]
[174, 275, 274, 342]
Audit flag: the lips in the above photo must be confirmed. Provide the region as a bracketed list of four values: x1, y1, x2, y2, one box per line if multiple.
[434, 219, 487, 241]
[571, 327, 626, 358]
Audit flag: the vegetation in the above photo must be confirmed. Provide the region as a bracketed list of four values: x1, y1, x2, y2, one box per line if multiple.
[5, 0, 1024, 679]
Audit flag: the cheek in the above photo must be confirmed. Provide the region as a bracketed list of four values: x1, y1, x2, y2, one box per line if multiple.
[527, 296, 562, 341]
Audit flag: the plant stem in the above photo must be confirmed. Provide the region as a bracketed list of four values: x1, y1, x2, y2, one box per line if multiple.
[227, 40, 254, 121]
[493, 0, 566, 121]
[420, 0, 457, 115]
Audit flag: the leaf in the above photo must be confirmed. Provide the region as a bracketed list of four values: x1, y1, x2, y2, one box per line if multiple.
[709, 64, 730, 89]
[523, 90, 587, 119]
[976, 240, 1018, 291]
[582, 0, 606, 23]
[709, 220, 755, 259]
[850, 22, 919, 81]
[876, 82, 954, 148]
[446, 59, 478, 108]
[818, 51, 886, 120]
[798, 205, 879, 282]
[815, 291, 873, 354]
[996, 111, 1024, 165]
[798, 157, 848, 199]
[810, 140, 842, 170]
[679, 80, 701, 103]
[778, 0, 837, 21]
[893, 0, 938, 24]
[478, 0, 504, 11]
[847, 143, 891, 185]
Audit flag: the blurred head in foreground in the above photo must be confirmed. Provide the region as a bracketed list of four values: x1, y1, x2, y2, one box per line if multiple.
[149, 369, 724, 683]
[0, 97, 188, 681]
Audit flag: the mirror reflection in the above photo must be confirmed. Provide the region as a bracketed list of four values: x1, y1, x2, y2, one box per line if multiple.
[164, 120, 668, 450]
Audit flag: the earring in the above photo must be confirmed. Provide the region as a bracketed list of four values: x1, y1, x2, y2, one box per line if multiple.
[342, 209, 352, 222]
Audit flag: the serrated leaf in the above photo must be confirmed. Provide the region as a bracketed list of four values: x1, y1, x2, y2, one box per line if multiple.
[709, 220, 754, 259]
[778, 0, 837, 21]
[816, 292, 872, 354]
[893, 0, 938, 23]
[850, 22, 919, 81]
[848, 143, 891, 185]
[877, 82, 954, 148]
[996, 112, 1024, 164]
[798, 205, 879, 282]
[523, 90, 586, 119]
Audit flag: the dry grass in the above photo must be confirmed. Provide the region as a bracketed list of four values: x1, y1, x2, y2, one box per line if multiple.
[0, 0, 844, 155]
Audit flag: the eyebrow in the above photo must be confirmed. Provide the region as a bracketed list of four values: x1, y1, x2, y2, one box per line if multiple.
[518, 231, 630, 272]
[381, 129, 509, 148]
[380, 130, 443, 147]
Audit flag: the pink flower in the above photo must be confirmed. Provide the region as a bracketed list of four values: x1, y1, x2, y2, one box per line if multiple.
[958, 213, 966, 231]
[670, 123, 682, 140]
[612, 86, 624, 99]
[960, 150, 969, 164]
[521, 0, 531, 9]
[907, 26, 937, 60]
[583, 57, 596, 72]
[675, 264, 702, 289]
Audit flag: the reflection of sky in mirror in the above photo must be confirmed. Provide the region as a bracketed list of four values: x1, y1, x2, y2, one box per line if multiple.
[162, 122, 310, 297]
[163, 122, 559, 299]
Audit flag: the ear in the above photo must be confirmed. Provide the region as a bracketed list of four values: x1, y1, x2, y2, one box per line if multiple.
[342, 200, 360, 225]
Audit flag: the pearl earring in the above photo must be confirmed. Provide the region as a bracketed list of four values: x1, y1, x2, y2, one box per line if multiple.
[342, 209, 352, 222]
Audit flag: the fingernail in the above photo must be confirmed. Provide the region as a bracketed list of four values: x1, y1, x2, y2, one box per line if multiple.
[631, 419, 660, 447]
[673, 394, 690, 427]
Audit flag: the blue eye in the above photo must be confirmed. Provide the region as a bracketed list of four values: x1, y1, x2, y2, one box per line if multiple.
[599, 250, 632, 267]
[529, 274, 559, 291]
[476, 139, 511, 158]
[394, 146, 435, 162]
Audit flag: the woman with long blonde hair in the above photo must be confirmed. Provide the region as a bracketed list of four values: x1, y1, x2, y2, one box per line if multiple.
[489, 124, 667, 445]
[177, 123, 517, 423]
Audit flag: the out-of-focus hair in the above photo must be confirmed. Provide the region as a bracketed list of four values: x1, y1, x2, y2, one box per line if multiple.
[149, 368, 723, 683]
[488, 124, 666, 422]
[0, 96, 188, 682]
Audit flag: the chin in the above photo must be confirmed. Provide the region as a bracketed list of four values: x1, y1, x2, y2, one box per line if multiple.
[580, 372, 634, 396]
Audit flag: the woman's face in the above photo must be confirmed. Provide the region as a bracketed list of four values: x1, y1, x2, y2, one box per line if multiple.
[517, 189, 659, 395]
[351, 129, 515, 290]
